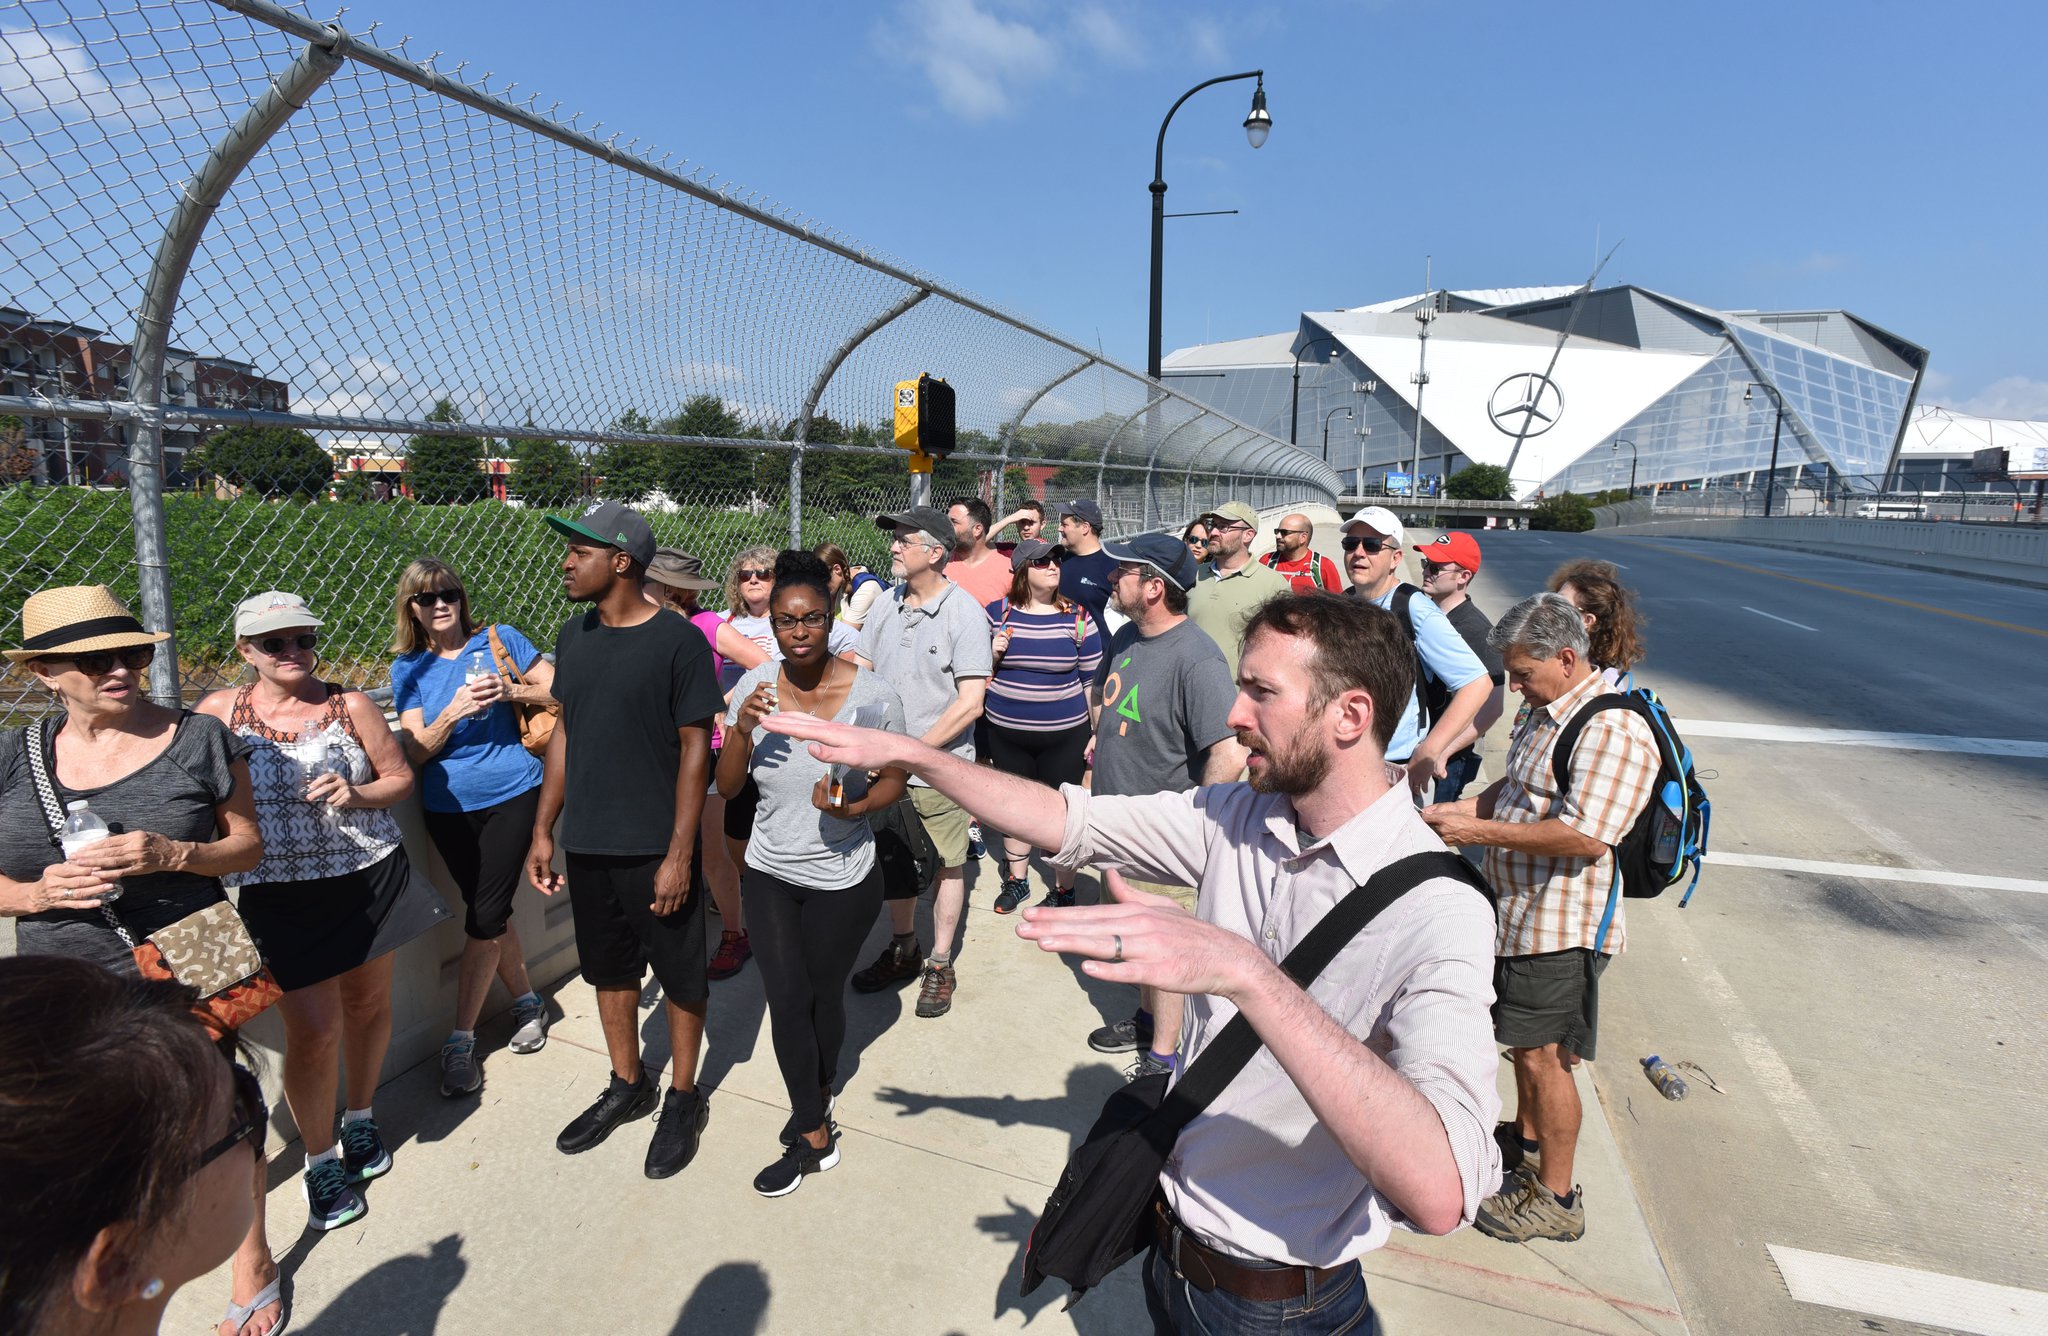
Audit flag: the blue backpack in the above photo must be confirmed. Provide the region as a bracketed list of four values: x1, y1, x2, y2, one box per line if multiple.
[1551, 688, 1711, 923]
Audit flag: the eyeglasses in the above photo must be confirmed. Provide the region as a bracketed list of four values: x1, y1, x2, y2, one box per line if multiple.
[736, 568, 774, 582]
[410, 588, 464, 608]
[769, 612, 830, 631]
[1341, 535, 1392, 554]
[1208, 521, 1252, 535]
[255, 633, 318, 656]
[196, 1063, 267, 1171]
[45, 645, 156, 676]
[1114, 564, 1156, 582]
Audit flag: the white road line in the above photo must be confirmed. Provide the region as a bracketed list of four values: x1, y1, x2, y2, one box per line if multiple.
[1767, 1244, 2048, 1336]
[1742, 605, 1818, 631]
[1706, 851, 2048, 896]
[1674, 720, 2048, 758]
[1531, 537, 1552, 544]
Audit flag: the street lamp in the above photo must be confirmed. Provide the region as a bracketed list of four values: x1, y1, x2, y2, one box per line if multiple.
[1148, 71, 1269, 382]
[1289, 333, 1342, 447]
[1744, 383, 1786, 517]
[1612, 438, 1637, 498]
[1323, 406, 1353, 464]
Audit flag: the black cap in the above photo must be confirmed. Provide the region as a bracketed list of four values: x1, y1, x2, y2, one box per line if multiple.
[1008, 538, 1064, 571]
[1056, 498, 1104, 531]
[873, 506, 958, 551]
[1101, 532, 1197, 591]
[546, 501, 656, 568]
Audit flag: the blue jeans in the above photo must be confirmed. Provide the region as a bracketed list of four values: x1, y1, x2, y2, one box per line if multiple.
[1143, 1245, 1377, 1335]
[1432, 750, 1484, 805]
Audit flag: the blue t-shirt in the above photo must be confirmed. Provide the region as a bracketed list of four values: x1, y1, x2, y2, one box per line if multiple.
[1363, 586, 1487, 761]
[390, 624, 547, 813]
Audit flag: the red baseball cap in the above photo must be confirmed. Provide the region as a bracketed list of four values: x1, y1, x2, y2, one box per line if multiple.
[1412, 531, 1482, 572]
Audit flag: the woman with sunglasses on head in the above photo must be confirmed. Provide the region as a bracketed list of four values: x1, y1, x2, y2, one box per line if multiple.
[0, 586, 284, 1336]
[716, 551, 907, 1197]
[389, 558, 558, 1100]
[979, 539, 1103, 914]
[195, 591, 448, 1237]
[0, 956, 272, 1336]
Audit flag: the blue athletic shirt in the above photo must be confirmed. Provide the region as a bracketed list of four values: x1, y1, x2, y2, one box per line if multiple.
[390, 624, 546, 813]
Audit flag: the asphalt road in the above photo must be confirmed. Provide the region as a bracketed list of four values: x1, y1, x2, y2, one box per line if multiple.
[1450, 530, 2048, 1336]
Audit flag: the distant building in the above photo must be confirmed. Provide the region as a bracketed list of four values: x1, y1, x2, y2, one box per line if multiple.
[1893, 404, 2048, 486]
[1, 308, 290, 485]
[1163, 286, 1930, 500]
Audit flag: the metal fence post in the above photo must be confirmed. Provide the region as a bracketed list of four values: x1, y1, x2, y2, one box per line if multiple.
[787, 447, 804, 548]
[128, 26, 345, 705]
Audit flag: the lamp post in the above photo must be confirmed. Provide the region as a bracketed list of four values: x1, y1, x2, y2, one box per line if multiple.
[1148, 71, 1269, 382]
[1289, 332, 1341, 447]
[1744, 383, 1785, 517]
[1612, 438, 1637, 498]
[1323, 406, 1353, 464]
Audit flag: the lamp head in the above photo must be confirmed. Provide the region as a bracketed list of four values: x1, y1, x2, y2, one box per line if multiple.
[1243, 79, 1271, 149]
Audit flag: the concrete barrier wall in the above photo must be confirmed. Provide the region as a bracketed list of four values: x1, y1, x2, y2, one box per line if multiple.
[1602, 515, 2048, 580]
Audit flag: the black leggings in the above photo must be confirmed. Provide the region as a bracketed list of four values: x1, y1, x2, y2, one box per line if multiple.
[983, 720, 1091, 790]
[742, 864, 884, 1133]
[423, 786, 541, 940]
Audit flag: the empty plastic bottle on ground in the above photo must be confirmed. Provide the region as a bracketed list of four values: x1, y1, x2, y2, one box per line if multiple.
[1641, 1055, 1688, 1101]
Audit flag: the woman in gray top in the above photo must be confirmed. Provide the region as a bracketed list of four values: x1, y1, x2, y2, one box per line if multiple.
[716, 551, 906, 1199]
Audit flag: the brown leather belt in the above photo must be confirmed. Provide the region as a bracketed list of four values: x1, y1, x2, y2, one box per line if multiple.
[1152, 1200, 1353, 1303]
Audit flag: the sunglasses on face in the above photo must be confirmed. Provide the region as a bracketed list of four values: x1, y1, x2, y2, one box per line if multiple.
[1341, 535, 1392, 555]
[1027, 557, 1060, 569]
[197, 1063, 267, 1171]
[1421, 559, 1464, 578]
[410, 588, 463, 608]
[769, 611, 829, 631]
[736, 568, 774, 582]
[255, 633, 318, 656]
[47, 646, 156, 676]
[1184, 536, 1208, 548]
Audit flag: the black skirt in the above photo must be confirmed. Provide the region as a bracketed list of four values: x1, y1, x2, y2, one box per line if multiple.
[237, 847, 451, 991]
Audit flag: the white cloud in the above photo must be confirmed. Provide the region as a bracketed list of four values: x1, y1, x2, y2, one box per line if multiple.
[1187, 18, 1228, 65]
[1950, 375, 2048, 422]
[894, 0, 1059, 121]
[0, 24, 208, 127]
[664, 361, 745, 387]
[1072, 5, 1143, 65]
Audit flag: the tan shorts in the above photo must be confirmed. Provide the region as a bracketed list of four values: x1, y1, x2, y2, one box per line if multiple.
[1121, 876, 1198, 914]
[910, 785, 971, 870]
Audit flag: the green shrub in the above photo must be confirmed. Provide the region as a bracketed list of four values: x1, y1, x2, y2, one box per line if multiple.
[1529, 492, 1596, 532]
[1445, 464, 1513, 500]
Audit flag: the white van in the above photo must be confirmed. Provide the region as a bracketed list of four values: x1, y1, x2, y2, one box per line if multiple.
[1853, 501, 1927, 519]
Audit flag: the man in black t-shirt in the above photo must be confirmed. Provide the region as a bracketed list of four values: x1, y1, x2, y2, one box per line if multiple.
[1412, 531, 1505, 803]
[528, 501, 726, 1179]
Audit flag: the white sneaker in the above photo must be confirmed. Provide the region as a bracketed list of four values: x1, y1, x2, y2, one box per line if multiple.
[509, 998, 549, 1054]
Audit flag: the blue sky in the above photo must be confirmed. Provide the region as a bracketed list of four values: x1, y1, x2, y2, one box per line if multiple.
[381, 0, 2044, 418]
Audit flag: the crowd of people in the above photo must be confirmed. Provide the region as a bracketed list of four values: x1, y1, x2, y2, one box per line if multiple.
[0, 494, 1659, 1336]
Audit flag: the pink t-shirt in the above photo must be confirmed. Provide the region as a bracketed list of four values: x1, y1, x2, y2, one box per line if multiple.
[948, 548, 1013, 609]
[689, 609, 728, 748]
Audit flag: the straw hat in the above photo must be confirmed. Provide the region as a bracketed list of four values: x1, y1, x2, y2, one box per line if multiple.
[7, 585, 169, 663]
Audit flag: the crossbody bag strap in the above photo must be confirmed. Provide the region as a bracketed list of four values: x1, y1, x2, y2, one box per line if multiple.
[1146, 851, 1491, 1139]
[485, 624, 525, 684]
[21, 720, 136, 949]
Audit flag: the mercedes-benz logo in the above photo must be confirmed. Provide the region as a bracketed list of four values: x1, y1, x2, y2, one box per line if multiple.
[1488, 372, 1563, 438]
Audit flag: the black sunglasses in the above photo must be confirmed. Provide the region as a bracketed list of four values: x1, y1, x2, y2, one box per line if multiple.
[1421, 559, 1464, 577]
[410, 588, 464, 608]
[197, 1063, 267, 1171]
[736, 567, 774, 582]
[255, 633, 318, 656]
[1341, 535, 1392, 554]
[45, 645, 155, 676]
[1184, 536, 1209, 547]
[1026, 556, 1060, 569]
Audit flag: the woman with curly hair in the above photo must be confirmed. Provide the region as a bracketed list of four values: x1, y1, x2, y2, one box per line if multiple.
[1545, 558, 1646, 683]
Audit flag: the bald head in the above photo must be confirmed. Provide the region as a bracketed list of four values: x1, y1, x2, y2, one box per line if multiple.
[1274, 512, 1315, 559]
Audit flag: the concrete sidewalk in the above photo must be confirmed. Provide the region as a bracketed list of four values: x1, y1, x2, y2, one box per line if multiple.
[169, 864, 1685, 1336]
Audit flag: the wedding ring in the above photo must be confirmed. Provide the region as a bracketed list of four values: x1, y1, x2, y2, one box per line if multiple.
[1112, 933, 1124, 964]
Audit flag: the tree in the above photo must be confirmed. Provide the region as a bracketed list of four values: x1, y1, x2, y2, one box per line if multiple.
[1446, 463, 1513, 501]
[510, 431, 583, 506]
[0, 415, 37, 485]
[1530, 492, 1596, 532]
[407, 397, 489, 505]
[592, 408, 663, 501]
[194, 425, 332, 499]
[657, 395, 754, 501]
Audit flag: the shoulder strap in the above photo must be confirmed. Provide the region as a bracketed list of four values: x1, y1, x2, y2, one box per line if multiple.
[1390, 583, 1420, 641]
[1145, 851, 1491, 1140]
[22, 721, 136, 948]
[486, 624, 524, 683]
[1549, 691, 1636, 795]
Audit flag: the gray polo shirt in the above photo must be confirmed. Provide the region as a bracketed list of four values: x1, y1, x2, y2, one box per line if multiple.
[857, 579, 993, 784]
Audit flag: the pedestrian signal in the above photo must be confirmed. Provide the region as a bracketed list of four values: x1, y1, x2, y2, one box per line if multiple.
[893, 374, 956, 473]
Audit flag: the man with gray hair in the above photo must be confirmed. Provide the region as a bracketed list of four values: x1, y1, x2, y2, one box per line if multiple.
[1421, 592, 1659, 1245]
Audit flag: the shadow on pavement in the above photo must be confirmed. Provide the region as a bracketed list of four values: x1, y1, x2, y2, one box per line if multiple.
[667, 1260, 771, 1336]
[289, 1233, 466, 1335]
[871, 1062, 1125, 1137]
[973, 1196, 1137, 1334]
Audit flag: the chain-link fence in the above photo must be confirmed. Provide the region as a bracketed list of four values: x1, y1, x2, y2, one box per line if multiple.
[0, 0, 1337, 724]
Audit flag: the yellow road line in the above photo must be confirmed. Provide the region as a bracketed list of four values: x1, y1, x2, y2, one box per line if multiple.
[1616, 539, 2048, 640]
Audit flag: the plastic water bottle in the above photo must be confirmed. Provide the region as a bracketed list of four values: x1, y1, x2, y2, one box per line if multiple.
[298, 724, 344, 829]
[465, 650, 490, 685]
[1642, 1055, 1688, 1101]
[1650, 781, 1683, 865]
[59, 800, 121, 902]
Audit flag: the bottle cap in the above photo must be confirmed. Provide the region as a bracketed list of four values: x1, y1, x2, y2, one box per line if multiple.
[65, 800, 88, 811]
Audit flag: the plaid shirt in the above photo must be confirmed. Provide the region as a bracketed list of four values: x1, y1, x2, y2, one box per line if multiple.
[1484, 671, 1659, 957]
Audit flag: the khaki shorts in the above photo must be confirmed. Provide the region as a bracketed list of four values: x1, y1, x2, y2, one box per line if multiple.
[910, 785, 971, 870]
[1121, 876, 1198, 914]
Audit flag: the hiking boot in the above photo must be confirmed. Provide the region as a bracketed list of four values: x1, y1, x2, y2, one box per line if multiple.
[1125, 1051, 1174, 1082]
[556, 1073, 658, 1155]
[754, 1128, 841, 1197]
[966, 820, 987, 861]
[850, 938, 923, 993]
[339, 1117, 391, 1184]
[303, 1158, 366, 1232]
[1088, 1014, 1152, 1054]
[708, 929, 752, 981]
[914, 962, 957, 1018]
[779, 1093, 837, 1150]
[508, 997, 550, 1053]
[644, 1088, 710, 1180]
[1035, 886, 1075, 909]
[1475, 1176, 1585, 1243]
[993, 875, 1032, 915]
[440, 1037, 481, 1097]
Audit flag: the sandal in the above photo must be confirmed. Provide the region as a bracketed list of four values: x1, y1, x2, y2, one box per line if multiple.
[220, 1275, 288, 1336]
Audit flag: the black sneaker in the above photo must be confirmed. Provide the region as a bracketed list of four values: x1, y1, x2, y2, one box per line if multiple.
[644, 1087, 710, 1179]
[779, 1093, 838, 1150]
[1035, 887, 1075, 909]
[1088, 1014, 1152, 1054]
[303, 1157, 366, 1232]
[966, 820, 987, 861]
[556, 1073, 658, 1155]
[850, 938, 923, 993]
[339, 1117, 391, 1184]
[993, 875, 1032, 915]
[754, 1129, 841, 1197]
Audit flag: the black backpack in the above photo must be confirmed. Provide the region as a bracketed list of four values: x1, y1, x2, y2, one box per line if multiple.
[1388, 583, 1437, 732]
[1552, 687, 1711, 918]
